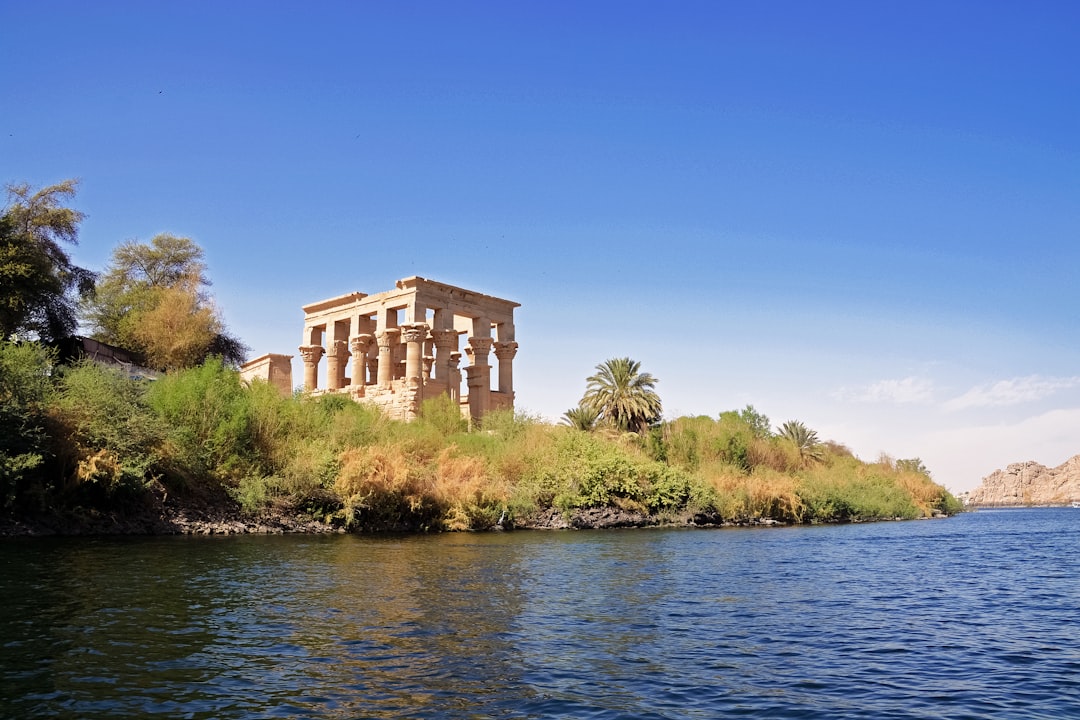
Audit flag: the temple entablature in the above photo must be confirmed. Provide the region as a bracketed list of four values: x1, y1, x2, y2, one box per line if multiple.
[287, 277, 519, 423]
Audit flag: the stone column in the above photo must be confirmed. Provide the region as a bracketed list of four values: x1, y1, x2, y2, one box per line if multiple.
[298, 345, 325, 392]
[376, 328, 400, 388]
[430, 329, 458, 383]
[493, 341, 518, 396]
[465, 365, 485, 423]
[400, 324, 428, 420]
[400, 323, 429, 381]
[366, 354, 378, 387]
[326, 340, 349, 391]
[448, 351, 462, 404]
[349, 334, 374, 394]
[464, 336, 493, 421]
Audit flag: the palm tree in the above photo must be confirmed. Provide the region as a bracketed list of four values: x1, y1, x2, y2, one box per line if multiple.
[561, 404, 600, 431]
[778, 420, 824, 465]
[581, 357, 662, 433]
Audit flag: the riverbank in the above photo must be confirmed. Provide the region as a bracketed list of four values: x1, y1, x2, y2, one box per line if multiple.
[0, 488, 952, 537]
[3, 352, 962, 536]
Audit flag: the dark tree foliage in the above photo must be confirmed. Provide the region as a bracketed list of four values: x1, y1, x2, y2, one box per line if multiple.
[0, 181, 95, 343]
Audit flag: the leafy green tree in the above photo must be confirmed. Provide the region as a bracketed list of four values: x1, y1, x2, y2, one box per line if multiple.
[737, 404, 772, 439]
[896, 457, 931, 477]
[580, 357, 662, 433]
[777, 419, 824, 465]
[0, 180, 95, 342]
[83, 234, 246, 370]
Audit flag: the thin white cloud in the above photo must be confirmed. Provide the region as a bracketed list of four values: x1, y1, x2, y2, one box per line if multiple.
[838, 376, 936, 405]
[944, 375, 1080, 411]
[918, 407, 1080, 492]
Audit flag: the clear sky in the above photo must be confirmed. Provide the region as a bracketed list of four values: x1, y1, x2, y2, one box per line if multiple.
[4, 1, 1078, 492]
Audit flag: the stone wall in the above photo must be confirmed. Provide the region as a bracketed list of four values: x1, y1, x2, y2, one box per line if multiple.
[239, 353, 294, 396]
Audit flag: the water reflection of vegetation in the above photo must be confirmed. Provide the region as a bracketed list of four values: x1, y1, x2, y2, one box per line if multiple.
[1, 349, 962, 530]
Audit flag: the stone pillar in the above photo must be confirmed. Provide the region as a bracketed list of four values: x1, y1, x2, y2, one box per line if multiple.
[376, 328, 400, 388]
[448, 351, 462, 404]
[398, 324, 427, 420]
[430, 329, 458, 383]
[326, 340, 349, 391]
[349, 334, 374, 394]
[400, 323, 429, 381]
[465, 336, 493, 421]
[493, 341, 518, 396]
[466, 365, 486, 423]
[366, 354, 378, 387]
[298, 345, 325, 392]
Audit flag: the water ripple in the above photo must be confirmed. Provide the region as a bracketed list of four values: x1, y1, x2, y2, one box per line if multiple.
[1, 510, 1079, 718]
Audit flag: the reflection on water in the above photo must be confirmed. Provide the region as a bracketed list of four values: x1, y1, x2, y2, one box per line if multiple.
[2, 510, 1079, 719]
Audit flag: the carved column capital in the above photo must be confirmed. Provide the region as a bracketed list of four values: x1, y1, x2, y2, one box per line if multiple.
[430, 328, 459, 349]
[376, 328, 400, 349]
[493, 341, 518, 361]
[331, 339, 350, 358]
[299, 345, 324, 392]
[375, 329, 400, 387]
[465, 336, 493, 365]
[298, 345, 325, 365]
[400, 322, 430, 345]
[350, 333, 374, 355]
[449, 351, 462, 370]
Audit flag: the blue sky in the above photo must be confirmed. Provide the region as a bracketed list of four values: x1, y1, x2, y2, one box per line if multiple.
[4, 1, 1078, 491]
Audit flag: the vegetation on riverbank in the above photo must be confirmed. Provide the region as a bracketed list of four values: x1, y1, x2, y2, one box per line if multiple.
[2, 345, 962, 534]
[1, 179, 961, 533]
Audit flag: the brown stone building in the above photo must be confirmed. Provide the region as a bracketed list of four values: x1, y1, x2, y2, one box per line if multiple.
[241, 277, 519, 423]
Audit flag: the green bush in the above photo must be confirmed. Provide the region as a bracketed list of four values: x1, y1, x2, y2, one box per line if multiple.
[146, 358, 255, 484]
[52, 361, 164, 501]
[0, 341, 55, 508]
[797, 460, 921, 521]
[2, 341, 964, 528]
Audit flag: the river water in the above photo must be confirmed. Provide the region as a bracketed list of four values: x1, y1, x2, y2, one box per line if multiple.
[1, 508, 1078, 719]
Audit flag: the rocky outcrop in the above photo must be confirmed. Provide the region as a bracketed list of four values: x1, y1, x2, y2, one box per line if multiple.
[968, 454, 1080, 506]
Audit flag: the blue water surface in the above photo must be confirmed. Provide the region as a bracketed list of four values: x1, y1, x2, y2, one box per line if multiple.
[1, 508, 1078, 718]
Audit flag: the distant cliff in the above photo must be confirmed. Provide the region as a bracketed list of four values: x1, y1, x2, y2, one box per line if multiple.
[968, 455, 1080, 505]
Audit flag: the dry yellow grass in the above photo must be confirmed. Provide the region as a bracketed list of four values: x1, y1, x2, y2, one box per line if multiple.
[697, 462, 803, 521]
[76, 449, 121, 486]
[433, 449, 506, 530]
[896, 471, 945, 516]
[335, 445, 416, 505]
[334, 444, 509, 530]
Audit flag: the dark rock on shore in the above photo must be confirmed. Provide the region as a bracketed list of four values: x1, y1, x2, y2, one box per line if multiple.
[0, 481, 343, 537]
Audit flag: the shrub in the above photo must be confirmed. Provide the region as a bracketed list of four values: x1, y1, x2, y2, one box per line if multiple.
[53, 360, 164, 492]
[146, 358, 254, 484]
[0, 341, 55, 508]
[418, 394, 468, 436]
[335, 444, 443, 531]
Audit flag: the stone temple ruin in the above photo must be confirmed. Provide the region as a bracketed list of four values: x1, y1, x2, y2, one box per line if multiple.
[240, 277, 519, 423]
